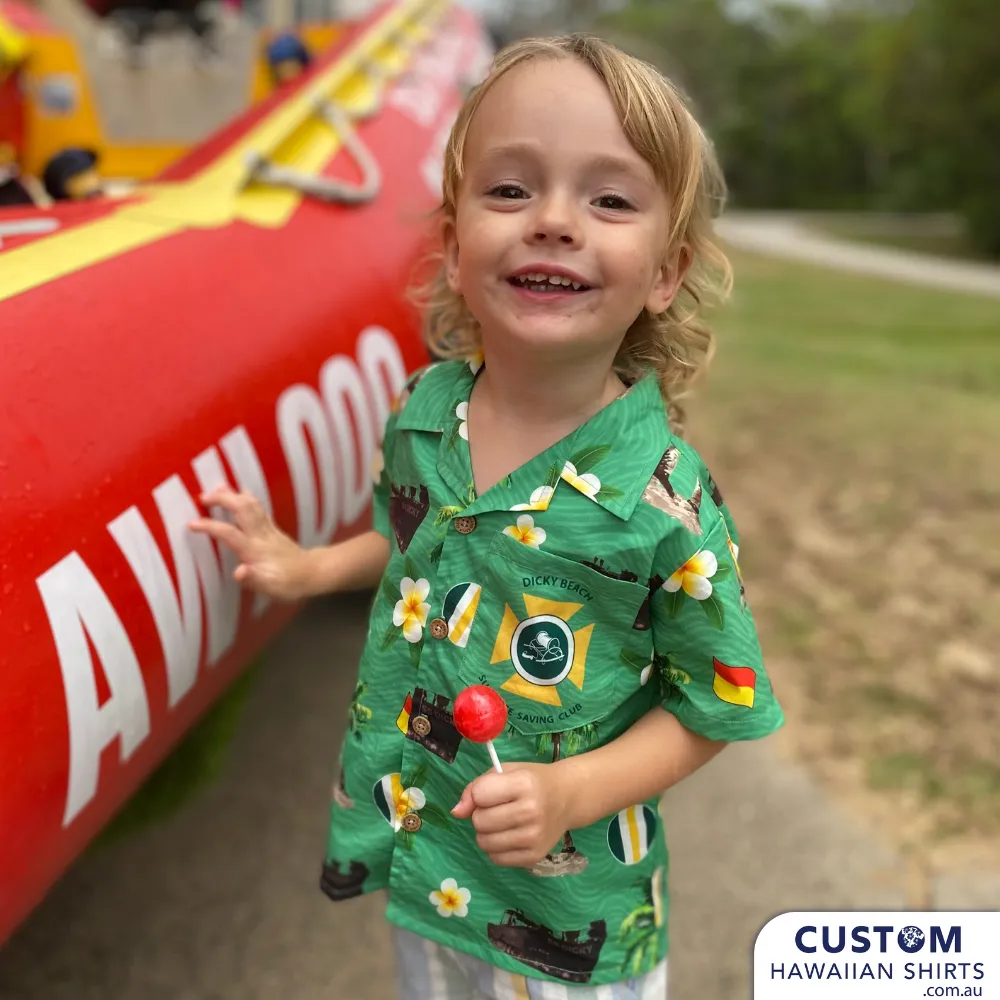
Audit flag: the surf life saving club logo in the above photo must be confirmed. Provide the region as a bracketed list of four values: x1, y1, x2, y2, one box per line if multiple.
[490, 594, 592, 724]
[516, 618, 571, 680]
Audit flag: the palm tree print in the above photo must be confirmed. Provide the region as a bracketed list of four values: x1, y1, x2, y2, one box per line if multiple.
[434, 483, 477, 527]
[535, 723, 600, 760]
[348, 681, 372, 741]
[656, 653, 692, 703]
[618, 869, 664, 975]
[434, 504, 465, 527]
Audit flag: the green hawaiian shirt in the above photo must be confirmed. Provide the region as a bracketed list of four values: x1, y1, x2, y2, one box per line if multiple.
[322, 359, 784, 987]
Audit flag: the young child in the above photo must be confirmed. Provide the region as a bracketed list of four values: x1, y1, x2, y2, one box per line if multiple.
[190, 32, 784, 1000]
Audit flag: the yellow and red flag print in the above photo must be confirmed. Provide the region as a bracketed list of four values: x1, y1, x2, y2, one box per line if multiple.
[396, 693, 412, 734]
[712, 658, 756, 708]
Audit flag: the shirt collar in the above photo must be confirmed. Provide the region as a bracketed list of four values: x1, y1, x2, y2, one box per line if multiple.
[394, 360, 468, 433]
[395, 359, 673, 521]
[547, 370, 673, 520]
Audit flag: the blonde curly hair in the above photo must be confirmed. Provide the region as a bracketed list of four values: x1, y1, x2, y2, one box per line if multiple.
[412, 32, 732, 435]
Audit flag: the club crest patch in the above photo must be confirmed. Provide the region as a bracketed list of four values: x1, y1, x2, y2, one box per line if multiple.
[442, 582, 482, 647]
[607, 805, 657, 865]
[489, 594, 593, 707]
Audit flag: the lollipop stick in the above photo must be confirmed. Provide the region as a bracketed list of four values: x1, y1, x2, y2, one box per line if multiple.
[486, 739, 503, 774]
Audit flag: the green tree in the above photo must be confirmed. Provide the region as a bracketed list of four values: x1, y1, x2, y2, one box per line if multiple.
[914, 0, 1000, 253]
[491, 0, 1000, 253]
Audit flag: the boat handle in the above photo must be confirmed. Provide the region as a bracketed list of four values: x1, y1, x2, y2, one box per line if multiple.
[243, 100, 381, 206]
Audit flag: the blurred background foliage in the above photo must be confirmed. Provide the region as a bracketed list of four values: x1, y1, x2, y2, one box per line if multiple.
[492, 0, 1000, 257]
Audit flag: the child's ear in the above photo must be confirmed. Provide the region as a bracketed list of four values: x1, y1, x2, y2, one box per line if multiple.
[646, 244, 692, 315]
[442, 214, 461, 294]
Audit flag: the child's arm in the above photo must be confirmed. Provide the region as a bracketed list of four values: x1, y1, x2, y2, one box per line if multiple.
[299, 528, 391, 595]
[560, 705, 724, 828]
[189, 487, 390, 600]
[452, 709, 723, 869]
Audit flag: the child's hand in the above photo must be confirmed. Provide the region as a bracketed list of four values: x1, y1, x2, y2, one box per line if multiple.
[189, 487, 314, 601]
[451, 762, 573, 868]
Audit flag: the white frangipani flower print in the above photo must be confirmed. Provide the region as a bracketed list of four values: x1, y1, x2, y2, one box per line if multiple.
[455, 402, 469, 440]
[561, 460, 601, 498]
[503, 514, 546, 548]
[394, 785, 426, 826]
[393, 576, 430, 642]
[662, 550, 718, 601]
[510, 485, 554, 512]
[429, 878, 471, 918]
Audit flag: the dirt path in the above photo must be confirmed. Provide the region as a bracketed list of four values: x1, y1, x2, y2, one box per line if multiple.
[716, 212, 1000, 299]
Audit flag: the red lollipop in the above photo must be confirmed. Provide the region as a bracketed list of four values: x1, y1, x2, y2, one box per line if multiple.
[454, 685, 508, 773]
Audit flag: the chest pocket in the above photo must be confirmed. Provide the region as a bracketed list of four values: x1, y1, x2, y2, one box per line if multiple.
[457, 530, 653, 737]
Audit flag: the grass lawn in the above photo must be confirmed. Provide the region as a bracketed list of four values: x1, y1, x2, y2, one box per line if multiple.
[686, 250, 1000, 869]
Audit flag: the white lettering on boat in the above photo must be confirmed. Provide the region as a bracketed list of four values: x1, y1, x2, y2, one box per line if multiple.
[34, 333, 407, 826]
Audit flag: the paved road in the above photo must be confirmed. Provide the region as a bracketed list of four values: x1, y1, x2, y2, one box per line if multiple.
[716, 212, 1000, 299]
[1, 592, 960, 1000]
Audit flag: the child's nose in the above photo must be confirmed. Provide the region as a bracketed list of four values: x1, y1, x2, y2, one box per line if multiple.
[528, 194, 582, 246]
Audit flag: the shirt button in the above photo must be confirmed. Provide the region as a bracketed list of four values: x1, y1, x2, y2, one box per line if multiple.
[454, 515, 477, 534]
[411, 714, 432, 737]
[429, 618, 448, 640]
[401, 812, 422, 833]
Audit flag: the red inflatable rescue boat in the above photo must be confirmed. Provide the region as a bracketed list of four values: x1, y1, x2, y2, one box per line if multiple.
[0, 0, 492, 944]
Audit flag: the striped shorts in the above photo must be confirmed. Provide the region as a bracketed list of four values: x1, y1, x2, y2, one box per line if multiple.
[392, 927, 668, 1000]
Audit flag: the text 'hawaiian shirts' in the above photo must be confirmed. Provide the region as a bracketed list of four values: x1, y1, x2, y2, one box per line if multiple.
[322, 360, 784, 987]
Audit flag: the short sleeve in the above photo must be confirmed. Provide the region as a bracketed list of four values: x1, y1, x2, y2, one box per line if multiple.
[371, 407, 399, 540]
[651, 512, 784, 742]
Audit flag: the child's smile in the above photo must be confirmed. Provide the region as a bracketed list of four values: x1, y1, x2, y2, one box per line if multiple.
[444, 57, 680, 362]
[507, 264, 594, 298]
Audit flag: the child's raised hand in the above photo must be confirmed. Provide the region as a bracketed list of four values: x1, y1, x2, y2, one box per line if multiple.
[451, 763, 571, 869]
[189, 487, 314, 601]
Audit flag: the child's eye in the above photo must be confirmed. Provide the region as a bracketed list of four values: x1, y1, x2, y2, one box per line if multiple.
[593, 193, 634, 211]
[488, 184, 528, 200]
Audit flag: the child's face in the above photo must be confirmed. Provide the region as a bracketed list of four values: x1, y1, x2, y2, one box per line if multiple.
[444, 57, 682, 362]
